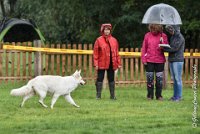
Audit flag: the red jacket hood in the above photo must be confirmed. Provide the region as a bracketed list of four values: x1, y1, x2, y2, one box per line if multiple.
[100, 23, 112, 35]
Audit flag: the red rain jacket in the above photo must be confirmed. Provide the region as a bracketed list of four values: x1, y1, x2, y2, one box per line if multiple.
[93, 24, 121, 70]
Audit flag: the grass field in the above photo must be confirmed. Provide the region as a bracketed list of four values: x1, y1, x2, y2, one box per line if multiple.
[0, 82, 199, 134]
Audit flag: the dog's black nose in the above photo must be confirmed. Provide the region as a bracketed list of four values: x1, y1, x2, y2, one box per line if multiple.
[80, 83, 85, 85]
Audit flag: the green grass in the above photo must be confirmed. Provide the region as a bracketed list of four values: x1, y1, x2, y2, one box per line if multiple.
[0, 82, 199, 134]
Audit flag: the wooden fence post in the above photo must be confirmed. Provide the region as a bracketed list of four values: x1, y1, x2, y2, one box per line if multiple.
[34, 40, 42, 76]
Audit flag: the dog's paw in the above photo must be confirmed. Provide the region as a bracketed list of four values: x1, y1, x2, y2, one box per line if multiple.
[74, 105, 80, 108]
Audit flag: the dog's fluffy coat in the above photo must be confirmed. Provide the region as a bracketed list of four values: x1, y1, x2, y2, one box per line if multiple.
[10, 70, 85, 109]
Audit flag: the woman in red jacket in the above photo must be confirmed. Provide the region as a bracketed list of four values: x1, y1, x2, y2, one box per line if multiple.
[93, 23, 121, 100]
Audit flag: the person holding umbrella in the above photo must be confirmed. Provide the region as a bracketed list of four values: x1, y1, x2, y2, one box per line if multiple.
[141, 24, 168, 100]
[163, 25, 185, 101]
[93, 23, 121, 100]
[141, 3, 184, 101]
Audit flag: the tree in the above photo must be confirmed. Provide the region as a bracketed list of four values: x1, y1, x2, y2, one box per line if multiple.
[1, 0, 200, 48]
[8, 0, 17, 14]
[0, 0, 6, 17]
[0, 0, 18, 18]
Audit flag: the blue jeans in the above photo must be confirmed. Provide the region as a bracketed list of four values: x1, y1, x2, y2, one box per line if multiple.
[169, 62, 184, 98]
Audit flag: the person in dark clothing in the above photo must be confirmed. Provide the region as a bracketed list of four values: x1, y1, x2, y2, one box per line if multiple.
[93, 23, 121, 100]
[163, 25, 185, 101]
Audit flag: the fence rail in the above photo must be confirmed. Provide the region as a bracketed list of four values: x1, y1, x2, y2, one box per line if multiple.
[0, 42, 199, 87]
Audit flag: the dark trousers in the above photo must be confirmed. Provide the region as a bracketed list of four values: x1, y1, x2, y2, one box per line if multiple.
[95, 64, 116, 99]
[145, 62, 164, 99]
[97, 66, 114, 82]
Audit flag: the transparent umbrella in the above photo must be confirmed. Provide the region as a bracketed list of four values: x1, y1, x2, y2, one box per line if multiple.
[142, 3, 182, 25]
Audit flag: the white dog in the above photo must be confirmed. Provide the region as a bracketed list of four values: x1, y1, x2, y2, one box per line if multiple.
[10, 70, 85, 109]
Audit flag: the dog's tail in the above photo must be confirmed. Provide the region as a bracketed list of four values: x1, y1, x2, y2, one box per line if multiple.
[10, 85, 33, 96]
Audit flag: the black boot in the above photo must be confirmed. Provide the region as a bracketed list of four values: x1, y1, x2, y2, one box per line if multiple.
[155, 72, 163, 100]
[96, 82, 103, 99]
[146, 72, 154, 100]
[109, 81, 116, 100]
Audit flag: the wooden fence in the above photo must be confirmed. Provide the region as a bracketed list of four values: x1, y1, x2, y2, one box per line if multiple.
[0, 42, 199, 87]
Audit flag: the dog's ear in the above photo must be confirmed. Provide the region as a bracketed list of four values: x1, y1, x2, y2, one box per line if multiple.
[78, 69, 81, 74]
[73, 70, 78, 76]
[74, 72, 80, 79]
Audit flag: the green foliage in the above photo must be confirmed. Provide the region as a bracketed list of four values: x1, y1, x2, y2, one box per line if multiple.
[13, 0, 87, 43]
[0, 82, 200, 134]
[1, 0, 200, 48]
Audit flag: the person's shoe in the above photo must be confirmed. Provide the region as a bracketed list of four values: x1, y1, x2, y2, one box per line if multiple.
[147, 95, 153, 100]
[96, 96, 101, 100]
[110, 96, 117, 100]
[147, 97, 153, 100]
[156, 96, 163, 101]
[169, 96, 175, 101]
[170, 96, 182, 102]
[172, 97, 182, 102]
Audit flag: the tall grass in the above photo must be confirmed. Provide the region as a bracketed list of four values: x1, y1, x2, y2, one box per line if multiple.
[0, 82, 199, 134]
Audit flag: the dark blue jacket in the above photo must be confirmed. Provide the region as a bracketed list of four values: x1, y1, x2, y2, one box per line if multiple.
[164, 25, 185, 62]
